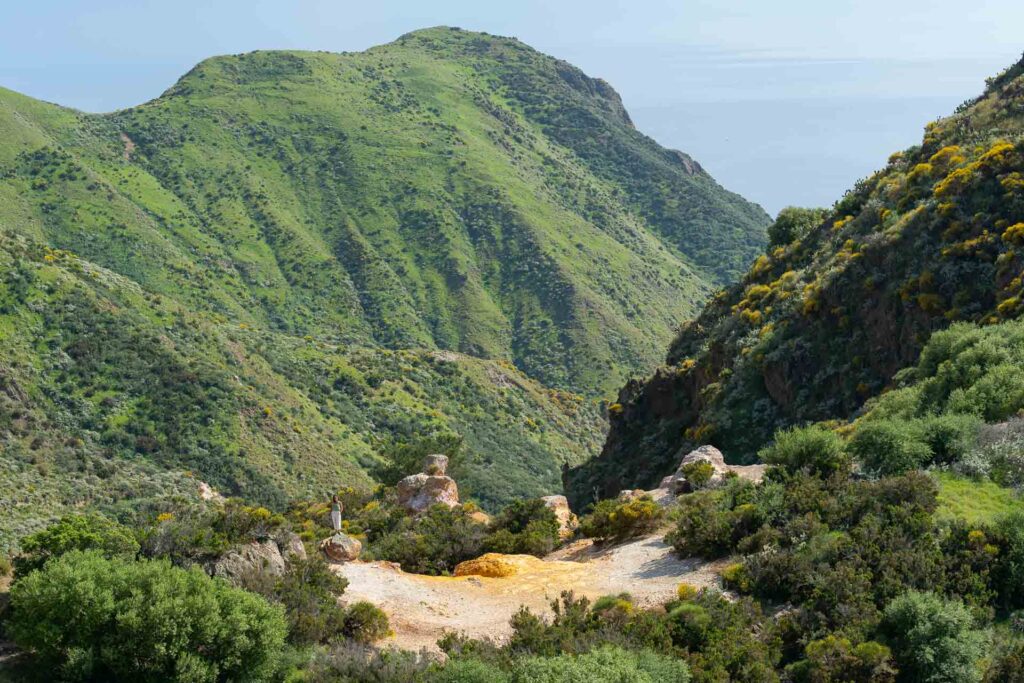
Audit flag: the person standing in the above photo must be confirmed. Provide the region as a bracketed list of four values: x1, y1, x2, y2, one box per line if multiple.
[330, 494, 343, 532]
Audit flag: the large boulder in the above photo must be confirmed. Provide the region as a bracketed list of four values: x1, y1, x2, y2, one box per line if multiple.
[396, 472, 459, 514]
[541, 495, 578, 540]
[278, 531, 307, 561]
[212, 539, 285, 581]
[671, 445, 729, 492]
[617, 488, 647, 502]
[422, 454, 449, 476]
[319, 532, 362, 563]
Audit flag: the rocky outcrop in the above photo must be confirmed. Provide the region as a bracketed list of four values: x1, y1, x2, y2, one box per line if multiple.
[396, 455, 461, 514]
[422, 454, 449, 476]
[617, 489, 647, 502]
[197, 480, 225, 503]
[655, 445, 766, 497]
[212, 539, 286, 581]
[279, 531, 307, 561]
[320, 532, 362, 563]
[541, 495, 578, 540]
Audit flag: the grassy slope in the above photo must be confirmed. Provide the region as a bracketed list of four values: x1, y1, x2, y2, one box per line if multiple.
[569, 53, 1024, 503]
[0, 231, 605, 548]
[0, 28, 770, 543]
[935, 472, 1024, 524]
[0, 27, 768, 397]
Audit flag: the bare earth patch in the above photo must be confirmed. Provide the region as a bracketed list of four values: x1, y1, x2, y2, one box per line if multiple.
[333, 534, 724, 652]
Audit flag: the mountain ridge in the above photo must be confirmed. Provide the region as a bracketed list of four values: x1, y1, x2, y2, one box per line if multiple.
[568, 51, 1024, 503]
[0, 27, 767, 543]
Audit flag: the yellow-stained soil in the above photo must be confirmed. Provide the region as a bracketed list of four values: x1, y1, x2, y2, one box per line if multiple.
[333, 533, 725, 652]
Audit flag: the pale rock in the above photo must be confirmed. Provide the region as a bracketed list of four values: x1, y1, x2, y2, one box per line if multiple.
[422, 454, 449, 476]
[541, 495, 578, 540]
[320, 532, 362, 563]
[397, 472, 459, 514]
[213, 539, 285, 581]
[279, 531, 307, 561]
[617, 488, 647, 502]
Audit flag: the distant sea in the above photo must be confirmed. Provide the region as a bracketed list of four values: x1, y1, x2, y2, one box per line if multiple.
[558, 46, 1016, 216]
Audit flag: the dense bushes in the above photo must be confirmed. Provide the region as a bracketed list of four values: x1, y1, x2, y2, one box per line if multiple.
[579, 495, 664, 543]
[7, 550, 287, 682]
[13, 513, 140, 577]
[879, 591, 988, 683]
[483, 498, 561, 556]
[849, 414, 983, 476]
[849, 419, 934, 475]
[239, 555, 352, 645]
[766, 206, 827, 248]
[759, 424, 849, 476]
[369, 503, 487, 575]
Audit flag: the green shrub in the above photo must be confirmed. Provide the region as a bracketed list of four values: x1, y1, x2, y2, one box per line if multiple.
[848, 419, 932, 475]
[920, 413, 982, 465]
[785, 635, 896, 682]
[992, 512, 1024, 610]
[240, 555, 349, 645]
[879, 591, 987, 683]
[7, 550, 286, 682]
[0, 553, 12, 577]
[428, 658, 511, 683]
[342, 601, 391, 643]
[483, 498, 561, 557]
[369, 504, 486, 575]
[14, 513, 139, 577]
[759, 424, 849, 475]
[579, 496, 664, 543]
[510, 646, 690, 682]
[767, 206, 828, 248]
[680, 460, 715, 489]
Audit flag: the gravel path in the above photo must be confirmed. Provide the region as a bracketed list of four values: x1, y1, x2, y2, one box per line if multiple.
[333, 533, 724, 652]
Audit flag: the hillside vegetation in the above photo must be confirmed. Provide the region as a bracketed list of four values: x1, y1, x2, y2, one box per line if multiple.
[570, 53, 1024, 501]
[0, 28, 770, 544]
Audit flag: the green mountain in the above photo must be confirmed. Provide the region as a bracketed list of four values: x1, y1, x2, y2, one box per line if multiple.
[568, 53, 1024, 503]
[0, 27, 767, 544]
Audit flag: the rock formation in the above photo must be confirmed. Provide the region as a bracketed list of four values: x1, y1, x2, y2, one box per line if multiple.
[422, 454, 449, 475]
[320, 532, 362, 563]
[212, 539, 286, 581]
[396, 455, 460, 514]
[541, 495, 578, 540]
[656, 445, 767, 496]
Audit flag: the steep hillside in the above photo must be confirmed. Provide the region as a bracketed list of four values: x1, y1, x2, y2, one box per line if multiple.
[0, 27, 770, 543]
[0, 27, 767, 397]
[0, 231, 605, 548]
[568, 54, 1024, 503]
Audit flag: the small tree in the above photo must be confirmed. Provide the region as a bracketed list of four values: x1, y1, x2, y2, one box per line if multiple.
[848, 419, 931, 476]
[879, 590, 987, 683]
[8, 550, 287, 682]
[767, 206, 828, 247]
[759, 424, 849, 476]
[14, 513, 139, 578]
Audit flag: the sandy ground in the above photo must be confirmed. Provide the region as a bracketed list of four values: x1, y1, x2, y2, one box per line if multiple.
[333, 533, 725, 652]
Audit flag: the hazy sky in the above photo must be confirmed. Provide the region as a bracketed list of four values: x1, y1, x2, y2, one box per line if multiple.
[2, 0, 1021, 214]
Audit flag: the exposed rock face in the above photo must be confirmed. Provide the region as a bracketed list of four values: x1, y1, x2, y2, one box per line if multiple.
[541, 495, 578, 540]
[320, 532, 362, 563]
[279, 531, 307, 561]
[197, 481, 225, 503]
[422, 454, 449, 476]
[676, 445, 729, 490]
[212, 539, 286, 581]
[617, 489, 647, 502]
[651, 445, 765, 497]
[397, 472, 460, 514]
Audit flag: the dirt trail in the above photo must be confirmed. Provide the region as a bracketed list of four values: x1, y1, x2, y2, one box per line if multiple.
[333, 534, 724, 652]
